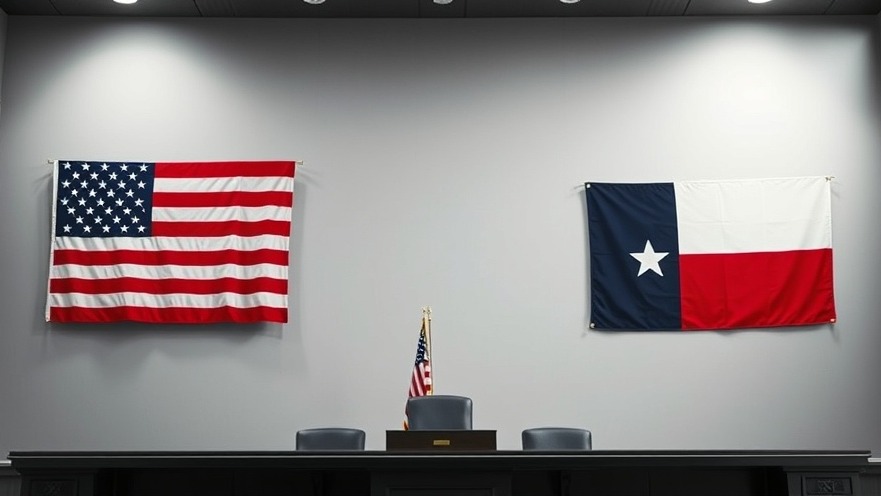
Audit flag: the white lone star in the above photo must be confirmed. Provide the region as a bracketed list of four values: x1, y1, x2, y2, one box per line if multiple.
[630, 240, 669, 277]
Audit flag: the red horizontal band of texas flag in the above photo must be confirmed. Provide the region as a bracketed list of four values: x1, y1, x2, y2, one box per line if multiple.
[585, 177, 836, 331]
[46, 160, 296, 324]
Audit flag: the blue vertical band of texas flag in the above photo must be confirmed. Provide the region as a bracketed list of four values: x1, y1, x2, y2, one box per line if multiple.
[586, 182, 681, 330]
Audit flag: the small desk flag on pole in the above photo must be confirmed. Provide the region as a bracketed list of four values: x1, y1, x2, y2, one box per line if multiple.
[404, 307, 432, 430]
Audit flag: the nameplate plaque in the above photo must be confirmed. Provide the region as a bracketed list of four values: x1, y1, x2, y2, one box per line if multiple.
[386, 430, 497, 451]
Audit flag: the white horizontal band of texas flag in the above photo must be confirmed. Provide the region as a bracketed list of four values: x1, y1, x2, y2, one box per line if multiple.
[46, 160, 295, 324]
[585, 177, 836, 331]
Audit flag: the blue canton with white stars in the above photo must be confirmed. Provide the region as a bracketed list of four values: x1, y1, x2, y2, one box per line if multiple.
[54, 161, 156, 237]
[414, 331, 428, 365]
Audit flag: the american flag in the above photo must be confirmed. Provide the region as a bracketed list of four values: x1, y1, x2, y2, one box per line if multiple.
[405, 314, 432, 429]
[46, 160, 295, 324]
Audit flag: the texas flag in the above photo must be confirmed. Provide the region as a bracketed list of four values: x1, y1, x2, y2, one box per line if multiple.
[585, 177, 836, 331]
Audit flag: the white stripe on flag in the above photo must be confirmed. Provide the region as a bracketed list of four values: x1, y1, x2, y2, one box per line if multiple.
[53, 235, 291, 252]
[154, 176, 294, 193]
[48, 292, 287, 309]
[675, 176, 831, 255]
[151, 206, 292, 223]
[51, 263, 288, 280]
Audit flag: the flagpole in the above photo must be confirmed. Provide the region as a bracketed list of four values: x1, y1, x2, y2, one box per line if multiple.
[423, 306, 433, 395]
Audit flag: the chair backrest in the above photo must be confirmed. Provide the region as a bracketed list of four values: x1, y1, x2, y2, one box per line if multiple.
[521, 427, 592, 450]
[296, 427, 366, 450]
[406, 395, 473, 430]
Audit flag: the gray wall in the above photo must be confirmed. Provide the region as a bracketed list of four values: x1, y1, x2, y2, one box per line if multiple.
[0, 8, 6, 114]
[0, 15, 880, 456]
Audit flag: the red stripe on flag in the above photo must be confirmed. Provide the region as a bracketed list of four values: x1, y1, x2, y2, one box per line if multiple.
[49, 305, 288, 323]
[680, 249, 836, 330]
[155, 161, 295, 178]
[153, 191, 293, 208]
[409, 363, 431, 397]
[53, 249, 289, 267]
[151, 220, 291, 237]
[50, 277, 288, 295]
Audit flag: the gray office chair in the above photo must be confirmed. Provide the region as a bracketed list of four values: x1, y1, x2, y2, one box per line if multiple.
[521, 427, 592, 450]
[296, 427, 366, 450]
[405, 395, 473, 430]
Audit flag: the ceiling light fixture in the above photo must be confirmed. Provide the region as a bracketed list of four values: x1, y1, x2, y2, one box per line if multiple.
[433, 0, 453, 4]
[747, 0, 773, 3]
[559, 0, 581, 3]
[303, 0, 326, 4]
[113, 0, 138, 4]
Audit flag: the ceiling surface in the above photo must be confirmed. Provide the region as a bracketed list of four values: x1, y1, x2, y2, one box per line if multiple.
[0, 0, 879, 18]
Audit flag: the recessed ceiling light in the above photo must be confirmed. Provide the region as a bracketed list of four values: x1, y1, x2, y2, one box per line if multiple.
[303, 0, 326, 4]
[433, 0, 453, 4]
[748, 0, 773, 3]
[560, 0, 581, 3]
[113, 0, 138, 4]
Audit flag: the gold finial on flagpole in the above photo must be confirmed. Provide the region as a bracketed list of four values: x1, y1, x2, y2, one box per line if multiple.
[423, 306, 433, 395]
